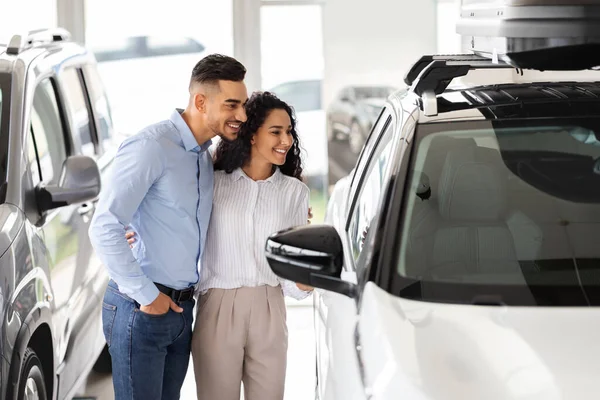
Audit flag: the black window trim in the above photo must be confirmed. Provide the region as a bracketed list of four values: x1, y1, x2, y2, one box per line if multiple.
[345, 113, 393, 233]
[59, 67, 99, 156]
[75, 67, 100, 155]
[48, 76, 73, 157]
[81, 65, 115, 157]
[348, 107, 388, 195]
[29, 76, 71, 186]
[0, 73, 11, 204]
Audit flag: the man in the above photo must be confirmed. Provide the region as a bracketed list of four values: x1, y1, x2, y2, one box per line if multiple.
[88, 54, 248, 400]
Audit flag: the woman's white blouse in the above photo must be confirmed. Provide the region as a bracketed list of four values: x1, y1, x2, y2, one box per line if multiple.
[198, 168, 311, 300]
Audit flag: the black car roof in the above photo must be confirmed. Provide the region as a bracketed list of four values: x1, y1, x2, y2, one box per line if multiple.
[423, 81, 600, 122]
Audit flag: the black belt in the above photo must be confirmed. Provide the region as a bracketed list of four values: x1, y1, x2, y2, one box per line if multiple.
[155, 282, 195, 303]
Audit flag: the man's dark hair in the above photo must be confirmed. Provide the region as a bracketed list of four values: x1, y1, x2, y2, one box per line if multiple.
[190, 54, 246, 89]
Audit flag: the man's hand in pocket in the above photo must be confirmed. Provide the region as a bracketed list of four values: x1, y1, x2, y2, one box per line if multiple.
[140, 292, 183, 315]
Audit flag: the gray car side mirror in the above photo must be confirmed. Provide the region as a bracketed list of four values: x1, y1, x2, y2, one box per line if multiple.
[37, 155, 101, 212]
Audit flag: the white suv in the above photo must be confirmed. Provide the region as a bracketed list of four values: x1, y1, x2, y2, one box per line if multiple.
[265, 1, 600, 399]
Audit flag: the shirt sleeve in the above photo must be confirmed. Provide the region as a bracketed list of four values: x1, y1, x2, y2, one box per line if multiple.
[281, 279, 312, 300]
[278, 183, 312, 300]
[88, 137, 165, 306]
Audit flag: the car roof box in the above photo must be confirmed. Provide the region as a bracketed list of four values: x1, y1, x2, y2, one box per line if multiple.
[457, 0, 600, 70]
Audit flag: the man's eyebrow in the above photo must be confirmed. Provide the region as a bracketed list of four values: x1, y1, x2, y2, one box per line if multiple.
[224, 99, 242, 104]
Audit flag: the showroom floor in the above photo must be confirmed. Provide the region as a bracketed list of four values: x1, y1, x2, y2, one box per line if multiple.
[77, 301, 316, 400]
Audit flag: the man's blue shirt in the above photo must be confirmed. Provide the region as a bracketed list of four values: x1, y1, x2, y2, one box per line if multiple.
[89, 109, 214, 305]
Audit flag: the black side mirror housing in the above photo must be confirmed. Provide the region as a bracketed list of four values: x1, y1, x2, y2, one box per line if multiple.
[265, 224, 357, 298]
[37, 155, 101, 212]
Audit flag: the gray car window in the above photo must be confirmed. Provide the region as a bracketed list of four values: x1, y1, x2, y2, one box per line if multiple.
[62, 68, 95, 157]
[396, 119, 600, 305]
[29, 78, 68, 185]
[84, 65, 115, 154]
[347, 111, 391, 205]
[348, 122, 395, 264]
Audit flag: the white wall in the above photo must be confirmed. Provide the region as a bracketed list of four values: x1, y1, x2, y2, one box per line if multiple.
[321, 0, 438, 108]
[0, 0, 57, 44]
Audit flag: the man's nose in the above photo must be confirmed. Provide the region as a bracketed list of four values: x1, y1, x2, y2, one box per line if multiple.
[236, 107, 247, 123]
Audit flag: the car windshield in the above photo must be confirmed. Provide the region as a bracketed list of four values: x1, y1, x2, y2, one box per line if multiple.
[395, 117, 600, 306]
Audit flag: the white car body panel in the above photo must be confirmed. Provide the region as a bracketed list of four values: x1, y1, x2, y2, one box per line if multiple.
[354, 282, 600, 400]
[319, 158, 600, 400]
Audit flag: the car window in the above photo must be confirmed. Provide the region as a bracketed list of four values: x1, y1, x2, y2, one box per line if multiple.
[347, 121, 395, 263]
[61, 68, 96, 157]
[29, 78, 68, 185]
[395, 118, 600, 305]
[83, 65, 116, 153]
[348, 110, 391, 205]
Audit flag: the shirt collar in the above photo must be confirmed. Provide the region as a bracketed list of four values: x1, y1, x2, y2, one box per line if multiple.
[170, 109, 212, 153]
[231, 167, 282, 184]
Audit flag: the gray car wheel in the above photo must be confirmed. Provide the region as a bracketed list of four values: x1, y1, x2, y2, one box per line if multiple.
[18, 348, 47, 400]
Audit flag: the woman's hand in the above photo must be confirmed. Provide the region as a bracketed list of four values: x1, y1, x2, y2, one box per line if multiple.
[296, 282, 314, 292]
[125, 229, 136, 249]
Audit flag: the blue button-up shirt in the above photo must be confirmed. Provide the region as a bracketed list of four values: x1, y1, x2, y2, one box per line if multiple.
[89, 109, 214, 305]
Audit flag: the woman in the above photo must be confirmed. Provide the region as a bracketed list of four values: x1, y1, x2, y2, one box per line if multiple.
[128, 91, 312, 400]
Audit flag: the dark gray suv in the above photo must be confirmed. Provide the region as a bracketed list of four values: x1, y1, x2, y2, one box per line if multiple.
[0, 28, 116, 400]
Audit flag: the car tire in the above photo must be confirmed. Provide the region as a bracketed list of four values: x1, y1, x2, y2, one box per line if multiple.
[17, 348, 48, 400]
[92, 344, 112, 373]
[349, 121, 365, 155]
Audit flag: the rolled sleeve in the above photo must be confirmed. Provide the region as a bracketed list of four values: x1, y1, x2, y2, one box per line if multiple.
[89, 137, 165, 305]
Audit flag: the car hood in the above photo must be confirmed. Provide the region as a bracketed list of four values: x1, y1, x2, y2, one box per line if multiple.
[358, 283, 600, 400]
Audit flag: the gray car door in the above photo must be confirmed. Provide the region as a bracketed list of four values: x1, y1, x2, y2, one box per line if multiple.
[27, 74, 100, 394]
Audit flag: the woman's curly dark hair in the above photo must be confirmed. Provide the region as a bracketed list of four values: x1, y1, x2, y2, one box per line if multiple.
[213, 91, 304, 180]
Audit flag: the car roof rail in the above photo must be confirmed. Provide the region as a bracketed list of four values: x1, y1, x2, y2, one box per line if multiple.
[407, 54, 515, 116]
[7, 28, 71, 55]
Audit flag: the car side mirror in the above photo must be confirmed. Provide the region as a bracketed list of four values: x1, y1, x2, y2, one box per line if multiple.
[265, 224, 357, 298]
[36, 155, 101, 212]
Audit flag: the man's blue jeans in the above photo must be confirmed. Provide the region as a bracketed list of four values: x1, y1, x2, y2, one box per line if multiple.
[102, 280, 195, 400]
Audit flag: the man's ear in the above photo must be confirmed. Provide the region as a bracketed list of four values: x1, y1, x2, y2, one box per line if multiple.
[194, 93, 207, 113]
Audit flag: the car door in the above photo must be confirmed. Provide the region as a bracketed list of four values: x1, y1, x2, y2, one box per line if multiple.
[26, 76, 87, 366]
[316, 108, 399, 400]
[28, 71, 101, 393]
